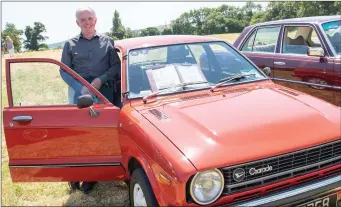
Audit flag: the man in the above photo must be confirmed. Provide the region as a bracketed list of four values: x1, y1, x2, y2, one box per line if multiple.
[60, 6, 120, 193]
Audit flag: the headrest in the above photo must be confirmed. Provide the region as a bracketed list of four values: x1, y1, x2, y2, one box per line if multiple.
[290, 35, 305, 45]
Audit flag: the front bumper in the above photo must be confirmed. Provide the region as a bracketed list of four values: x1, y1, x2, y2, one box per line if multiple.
[235, 174, 341, 206]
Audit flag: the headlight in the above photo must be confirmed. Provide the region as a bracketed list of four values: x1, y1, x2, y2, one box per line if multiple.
[190, 169, 224, 205]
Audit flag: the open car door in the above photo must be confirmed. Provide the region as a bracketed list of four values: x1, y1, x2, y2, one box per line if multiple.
[3, 58, 127, 182]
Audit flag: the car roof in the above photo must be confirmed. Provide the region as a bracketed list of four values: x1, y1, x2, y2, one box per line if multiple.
[252, 15, 341, 27]
[115, 35, 222, 51]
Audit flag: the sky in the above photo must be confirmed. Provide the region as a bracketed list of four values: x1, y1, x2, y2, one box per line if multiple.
[2, 1, 269, 45]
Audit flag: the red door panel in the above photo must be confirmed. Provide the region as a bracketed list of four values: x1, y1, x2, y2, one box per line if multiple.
[3, 58, 127, 182]
[273, 54, 337, 106]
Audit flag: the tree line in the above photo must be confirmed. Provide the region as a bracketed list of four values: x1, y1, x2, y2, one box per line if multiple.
[2, 22, 48, 52]
[2, 1, 341, 52]
[109, 1, 341, 39]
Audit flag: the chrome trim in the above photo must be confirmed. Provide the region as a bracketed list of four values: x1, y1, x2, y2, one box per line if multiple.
[272, 77, 341, 90]
[13, 116, 33, 122]
[227, 155, 341, 188]
[236, 174, 341, 206]
[9, 162, 121, 168]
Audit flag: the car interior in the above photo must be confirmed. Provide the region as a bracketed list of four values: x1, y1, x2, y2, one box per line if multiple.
[282, 26, 322, 55]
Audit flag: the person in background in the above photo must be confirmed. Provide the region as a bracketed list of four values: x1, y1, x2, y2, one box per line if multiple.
[1, 41, 5, 57]
[59, 6, 120, 193]
[5, 36, 15, 57]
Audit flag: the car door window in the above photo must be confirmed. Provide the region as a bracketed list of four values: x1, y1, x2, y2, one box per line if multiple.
[241, 26, 281, 53]
[282, 26, 322, 55]
[9, 62, 103, 107]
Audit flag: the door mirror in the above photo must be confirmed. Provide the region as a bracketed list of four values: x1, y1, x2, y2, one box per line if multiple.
[262, 67, 271, 76]
[307, 47, 325, 57]
[77, 94, 93, 109]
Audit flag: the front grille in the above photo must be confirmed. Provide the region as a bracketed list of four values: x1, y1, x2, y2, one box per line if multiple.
[221, 139, 341, 195]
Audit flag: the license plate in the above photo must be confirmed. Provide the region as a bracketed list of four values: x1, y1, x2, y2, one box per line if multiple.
[297, 193, 337, 207]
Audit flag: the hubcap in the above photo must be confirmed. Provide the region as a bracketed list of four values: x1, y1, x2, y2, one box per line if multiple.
[133, 183, 147, 206]
[307, 78, 328, 89]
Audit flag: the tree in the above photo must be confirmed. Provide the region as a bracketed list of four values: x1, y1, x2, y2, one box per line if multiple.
[162, 28, 173, 35]
[111, 10, 126, 39]
[24, 22, 49, 51]
[140, 27, 160, 36]
[1, 23, 24, 52]
[126, 27, 136, 38]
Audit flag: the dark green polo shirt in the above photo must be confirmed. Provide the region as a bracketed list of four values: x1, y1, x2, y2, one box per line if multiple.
[61, 32, 119, 84]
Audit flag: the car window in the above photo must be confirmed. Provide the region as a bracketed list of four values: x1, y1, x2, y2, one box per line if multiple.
[127, 41, 266, 99]
[241, 26, 280, 53]
[241, 30, 256, 52]
[9, 62, 103, 107]
[282, 26, 322, 55]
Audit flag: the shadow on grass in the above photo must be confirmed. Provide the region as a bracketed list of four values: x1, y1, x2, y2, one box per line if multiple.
[64, 181, 130, 206]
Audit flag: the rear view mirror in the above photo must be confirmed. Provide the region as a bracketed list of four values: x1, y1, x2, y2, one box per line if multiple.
[262, 67, 271, 76]
[77, 94, 93, 109]
[307, 47, 325, 57]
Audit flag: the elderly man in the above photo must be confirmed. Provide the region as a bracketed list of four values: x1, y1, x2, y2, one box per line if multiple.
[60, 6, 119, 105]
[60, 6, 120, 193]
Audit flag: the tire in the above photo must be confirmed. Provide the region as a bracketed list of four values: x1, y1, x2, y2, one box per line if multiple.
[130, 168, 159, 207]
[306, 77, 329, 90]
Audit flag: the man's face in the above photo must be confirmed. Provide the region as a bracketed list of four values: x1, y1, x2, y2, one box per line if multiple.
[76, 10, 97, 34]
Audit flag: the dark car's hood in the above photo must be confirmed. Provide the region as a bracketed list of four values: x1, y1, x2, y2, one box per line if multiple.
[139, 87, 341, 170]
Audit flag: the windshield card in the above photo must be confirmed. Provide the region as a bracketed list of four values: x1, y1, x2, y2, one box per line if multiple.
[175, 64, 207, 83]
[146, 65, 182, 92]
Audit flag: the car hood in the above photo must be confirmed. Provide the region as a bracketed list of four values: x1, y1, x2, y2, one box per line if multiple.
[138, 87, 341, 170]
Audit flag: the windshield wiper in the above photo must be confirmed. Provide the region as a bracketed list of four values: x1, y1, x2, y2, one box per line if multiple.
[210, 73, 257, 92]
[142, 81, 209, 103]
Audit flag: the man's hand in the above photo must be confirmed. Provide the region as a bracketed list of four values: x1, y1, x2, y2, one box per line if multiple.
[81, 86, 90, 95]
[91, 78, 102, 90]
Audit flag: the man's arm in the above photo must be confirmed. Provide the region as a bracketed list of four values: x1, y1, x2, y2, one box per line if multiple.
[98, 38, 120, 84]
[60, 41, 83, 92]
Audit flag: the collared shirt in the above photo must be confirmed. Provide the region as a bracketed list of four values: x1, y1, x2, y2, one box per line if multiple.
[60, 32, 119, 85]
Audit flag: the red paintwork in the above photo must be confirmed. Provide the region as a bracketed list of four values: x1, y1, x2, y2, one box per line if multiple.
[233, 16, 341, 106]
[3, 35, 341, 206]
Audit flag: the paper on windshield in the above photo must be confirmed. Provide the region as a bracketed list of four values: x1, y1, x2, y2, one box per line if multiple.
[146, 65, 181, 91]
[176, 64, 207, 83]
[146, 64, 207, 92]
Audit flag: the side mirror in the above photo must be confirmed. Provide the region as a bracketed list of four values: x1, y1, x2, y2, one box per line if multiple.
[262, 67, 271, 76]
[77, 94, 93, 109]
[307, 47, 325, 57]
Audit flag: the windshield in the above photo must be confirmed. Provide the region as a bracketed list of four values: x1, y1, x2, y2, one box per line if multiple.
[127, 41, 266, 99]
[322, 20, 341, 55]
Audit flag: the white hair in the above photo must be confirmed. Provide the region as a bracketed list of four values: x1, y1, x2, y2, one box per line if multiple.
[76, 6, 96, 20]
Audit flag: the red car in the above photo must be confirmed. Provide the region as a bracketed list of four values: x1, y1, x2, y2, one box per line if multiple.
[233, 15, 341, 106]
[3, 35, 341, 206]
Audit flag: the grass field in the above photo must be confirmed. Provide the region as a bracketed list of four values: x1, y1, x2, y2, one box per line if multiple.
[1, 33, 239, 206]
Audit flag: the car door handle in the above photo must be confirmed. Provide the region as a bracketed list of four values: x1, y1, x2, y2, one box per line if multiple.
[13, 116, 33, 122]
[274, 61, 286, 66]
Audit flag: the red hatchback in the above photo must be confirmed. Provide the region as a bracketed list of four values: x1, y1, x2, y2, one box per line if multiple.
[233, 15, 341, 106]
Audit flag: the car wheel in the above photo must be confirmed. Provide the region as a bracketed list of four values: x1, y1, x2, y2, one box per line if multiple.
[130, 168, 159, 207]
[306, 77, 328, 90]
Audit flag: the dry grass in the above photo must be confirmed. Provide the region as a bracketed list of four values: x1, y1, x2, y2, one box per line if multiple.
[209, 33, 240, 43]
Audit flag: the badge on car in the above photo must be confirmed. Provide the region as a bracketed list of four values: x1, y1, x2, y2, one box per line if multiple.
[232, 168, 246, 182]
